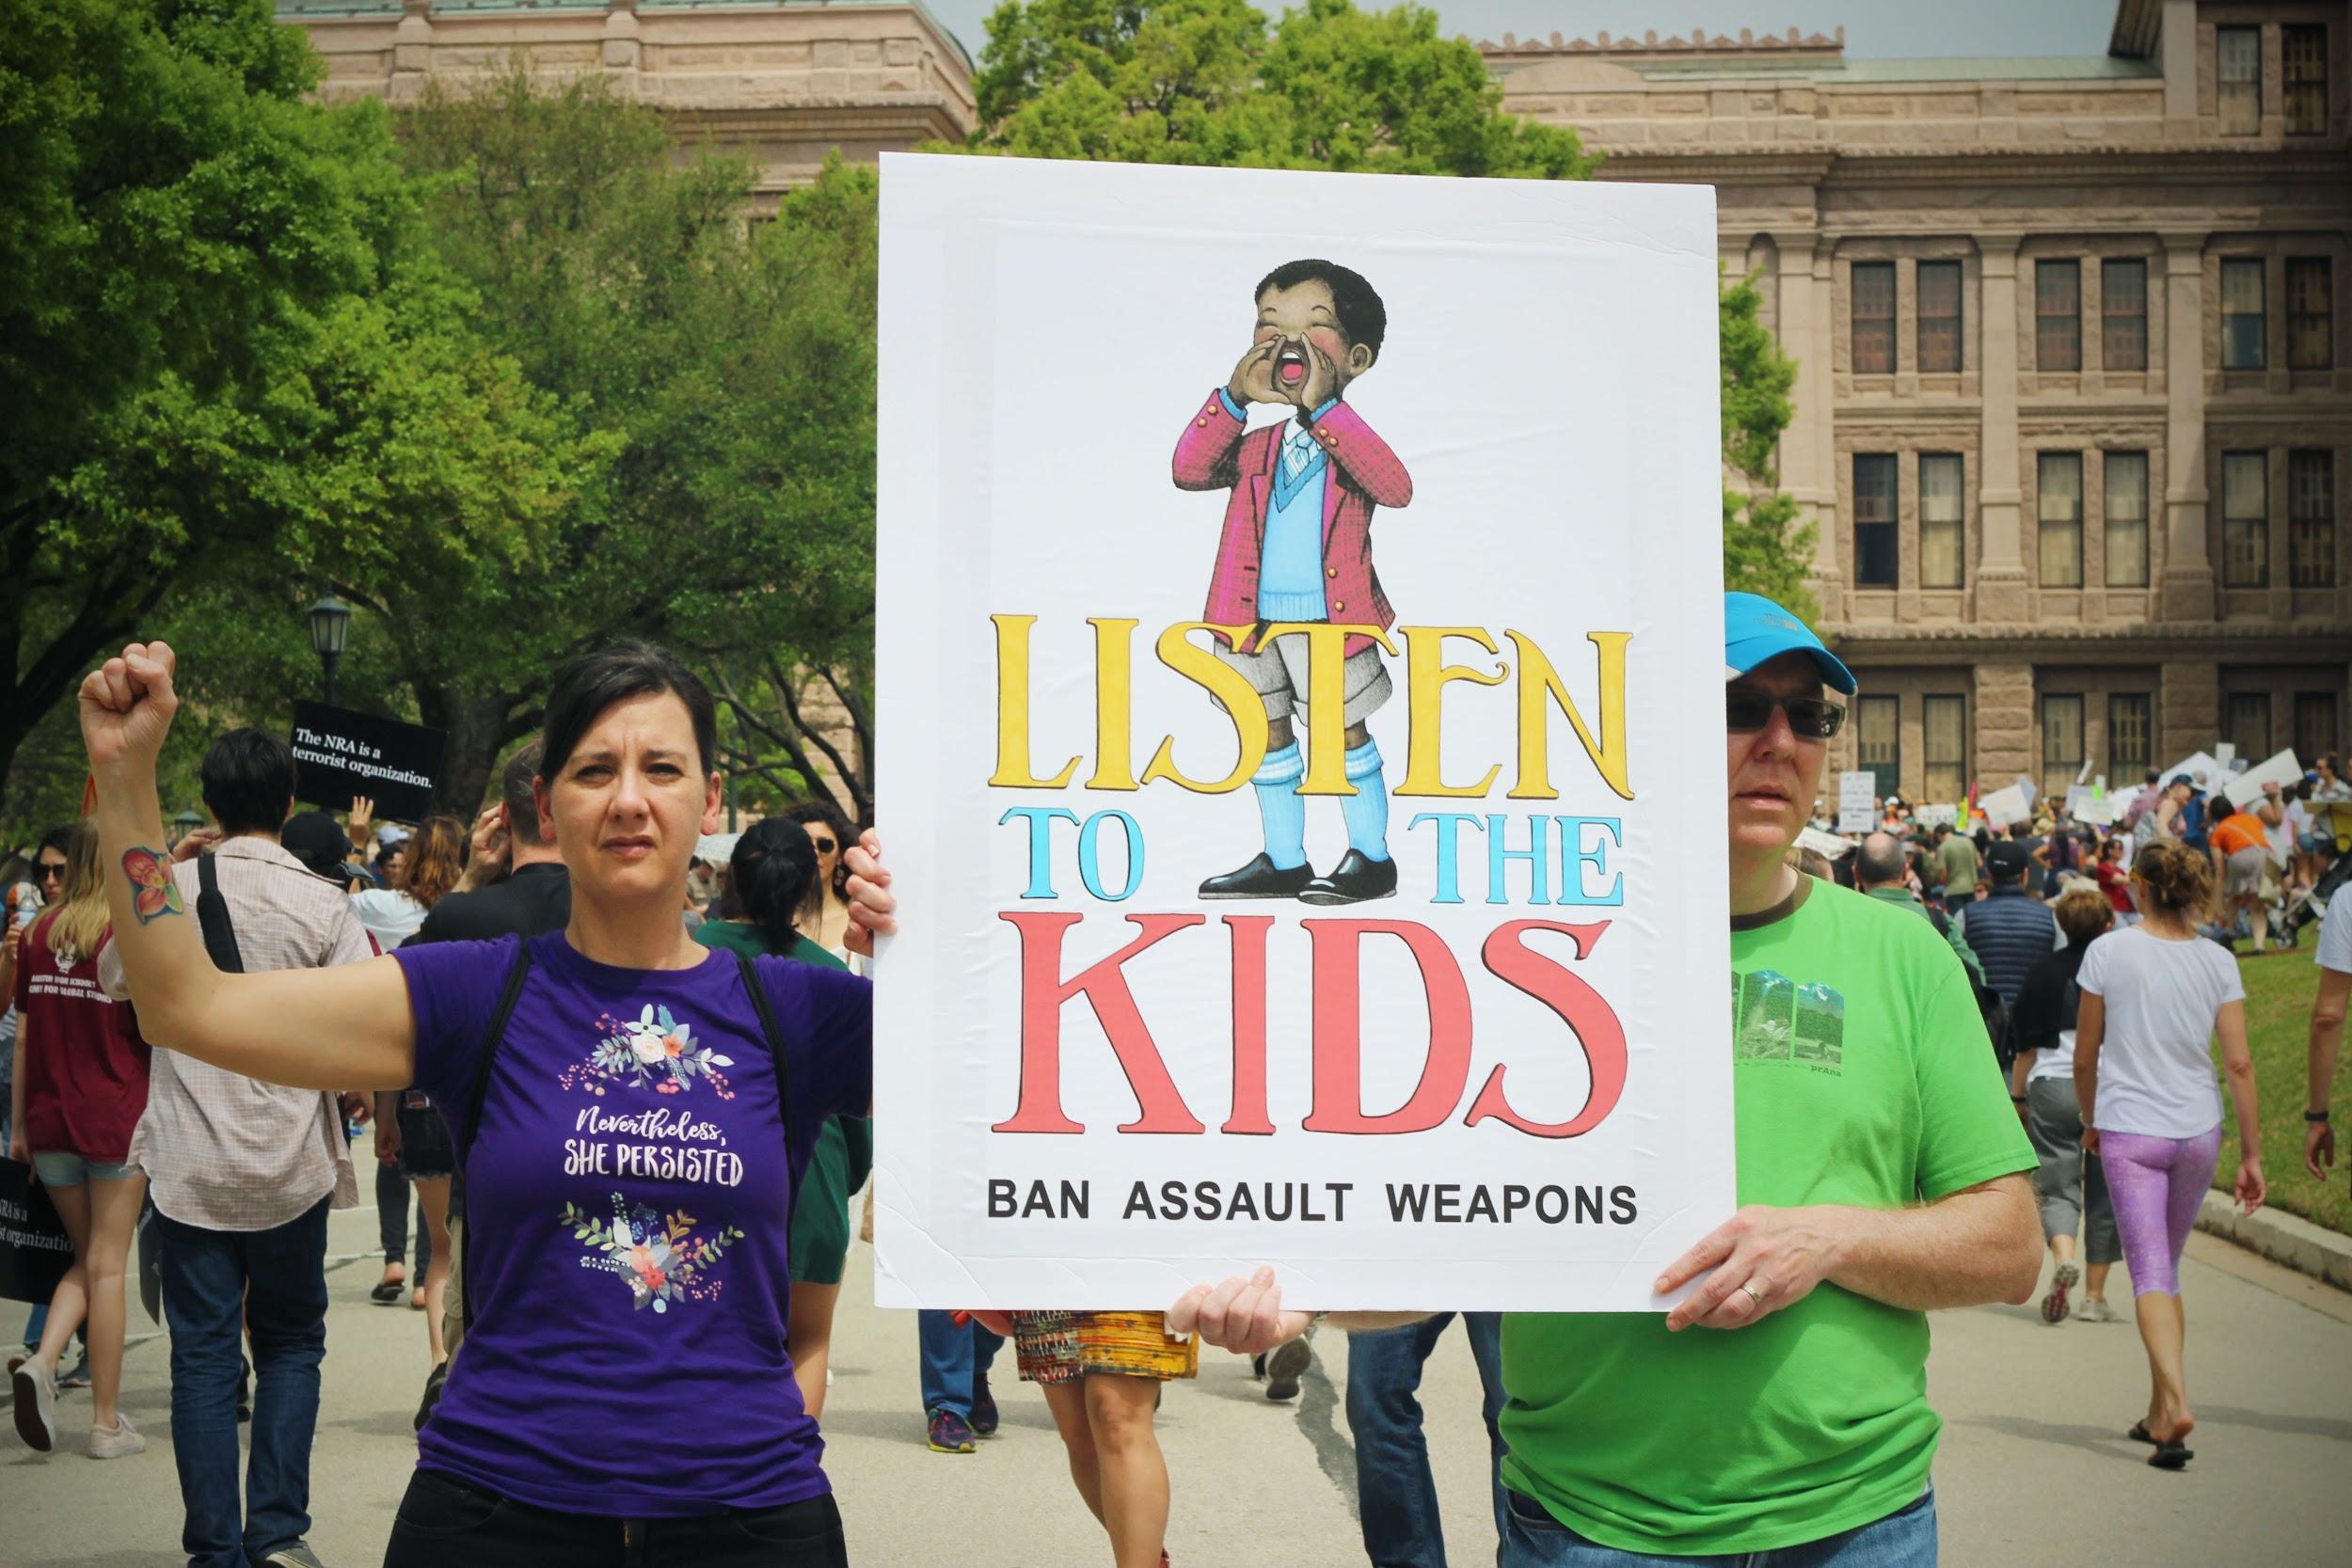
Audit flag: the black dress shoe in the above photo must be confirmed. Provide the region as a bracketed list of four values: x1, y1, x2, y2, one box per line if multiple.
[1199, 853, 1315, 899]
[1298, 849, 1397, 906]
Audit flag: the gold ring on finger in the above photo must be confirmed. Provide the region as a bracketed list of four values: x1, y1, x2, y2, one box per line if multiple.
[1740, 1281, 1765, 1309]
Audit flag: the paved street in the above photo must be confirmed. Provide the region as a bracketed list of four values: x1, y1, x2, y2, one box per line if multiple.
[6, 1199, 2350, 1567]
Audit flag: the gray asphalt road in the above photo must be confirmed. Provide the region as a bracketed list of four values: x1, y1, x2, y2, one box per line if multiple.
[5, 1203, 2349, 1567]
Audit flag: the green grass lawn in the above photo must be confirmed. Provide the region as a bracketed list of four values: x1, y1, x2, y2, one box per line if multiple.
[2230, 924, 2347, 1234]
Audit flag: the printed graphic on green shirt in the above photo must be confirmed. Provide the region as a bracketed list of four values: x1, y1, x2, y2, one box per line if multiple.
[1733, 971, 1845, 1072]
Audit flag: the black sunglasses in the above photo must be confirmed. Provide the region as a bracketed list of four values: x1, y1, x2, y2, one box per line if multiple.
[36, 861, 67, 879]
[1725, 691, 1845, 740]
[810, 836, 837, 855]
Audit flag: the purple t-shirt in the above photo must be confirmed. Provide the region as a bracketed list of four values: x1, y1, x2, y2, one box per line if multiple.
[393, 930, 872, 1516]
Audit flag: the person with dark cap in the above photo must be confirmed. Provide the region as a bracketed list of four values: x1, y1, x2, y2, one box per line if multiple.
[1174, 593, 2042, 1568]
[1957, 839, 2063, 1040]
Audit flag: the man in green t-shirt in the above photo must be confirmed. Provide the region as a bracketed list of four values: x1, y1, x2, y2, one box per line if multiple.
[1174, 593, 2041, 1567]
[1933, 822, 1978, 902]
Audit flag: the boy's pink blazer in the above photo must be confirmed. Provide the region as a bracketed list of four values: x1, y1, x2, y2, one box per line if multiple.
[1171, 390, 1412, 657]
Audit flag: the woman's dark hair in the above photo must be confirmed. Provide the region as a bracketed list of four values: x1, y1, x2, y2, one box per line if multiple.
[730, 818, 818, 956]
[782, 798, 856, 902]
[540, 641, 717, 784]
[37, 824, 76, 863]
[199, 727, 298, 838]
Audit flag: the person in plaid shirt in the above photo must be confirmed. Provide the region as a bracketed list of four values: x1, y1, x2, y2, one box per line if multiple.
[99, 729, 373, 1568]
[1173, 259, 1413, 908]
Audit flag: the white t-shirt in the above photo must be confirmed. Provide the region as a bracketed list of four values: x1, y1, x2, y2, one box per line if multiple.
[2319, 896, 2352, 977]
[348, 888, 427, 952]
[2027, 1027, 2078, 1083]
[2076, 926, 2245, 1138]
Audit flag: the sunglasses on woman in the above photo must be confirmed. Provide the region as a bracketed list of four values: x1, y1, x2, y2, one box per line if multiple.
[810, 837, 836, 855]
[1725, 691, 1846, 740]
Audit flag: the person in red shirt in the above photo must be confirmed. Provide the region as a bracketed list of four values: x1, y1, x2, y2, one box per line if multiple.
[8, 819, 151, 1459]
[2092, 833, 2138, 925]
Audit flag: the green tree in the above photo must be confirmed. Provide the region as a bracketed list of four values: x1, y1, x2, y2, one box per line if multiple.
[1719, 272, 1818, 621]
[969, 0, 1817, 610]
[385, 75, 880, 816]
[0, 0, 593, 812]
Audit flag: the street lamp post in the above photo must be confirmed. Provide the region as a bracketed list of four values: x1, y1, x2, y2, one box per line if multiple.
[306, 594, 351, 705]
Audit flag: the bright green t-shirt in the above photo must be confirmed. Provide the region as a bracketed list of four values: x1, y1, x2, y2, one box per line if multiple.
[1498, 877, 2033, 1556]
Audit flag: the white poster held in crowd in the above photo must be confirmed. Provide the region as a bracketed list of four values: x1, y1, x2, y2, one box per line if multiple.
[1796, 827, 1854, 861]
[1979, 784, 2030, 830]
[2160, 751, 2220, 791]
[2063, 787, 2119, 826]
[874, 153, 1734, 1311]
[2223, 749, 2301, 809]
[1837, 771, 1877, 833]
[2215, 742, 2237, 773]
[1914, 803, 1958, 830]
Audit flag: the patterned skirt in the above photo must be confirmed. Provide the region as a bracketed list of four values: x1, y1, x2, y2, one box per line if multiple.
[1010, 1310, 1200, 1386]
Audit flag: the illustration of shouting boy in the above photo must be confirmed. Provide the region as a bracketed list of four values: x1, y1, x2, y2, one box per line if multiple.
[1172, 260, 1412, 905]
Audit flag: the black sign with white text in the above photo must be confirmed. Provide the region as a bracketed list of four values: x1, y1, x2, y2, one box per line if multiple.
[290, 701, 449, 823]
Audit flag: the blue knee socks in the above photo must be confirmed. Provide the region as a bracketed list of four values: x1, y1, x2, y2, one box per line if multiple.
[1341, 739, 1391, 862]
[1252, 743, 1308, 870]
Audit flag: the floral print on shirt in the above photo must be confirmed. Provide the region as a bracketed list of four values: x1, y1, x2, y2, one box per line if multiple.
[559, 1005, 738, 1099]
[561, 1196, 746, 1313]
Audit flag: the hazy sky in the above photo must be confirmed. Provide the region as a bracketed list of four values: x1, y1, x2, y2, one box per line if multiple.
[918, 1, 2119, 64]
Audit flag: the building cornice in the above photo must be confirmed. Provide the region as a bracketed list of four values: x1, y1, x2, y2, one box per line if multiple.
[1829, 622, 2352, 663]
[1594, 147, 2352, 190]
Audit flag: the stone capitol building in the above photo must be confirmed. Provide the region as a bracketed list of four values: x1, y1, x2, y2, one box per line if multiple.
[280, 0, 2350, 806]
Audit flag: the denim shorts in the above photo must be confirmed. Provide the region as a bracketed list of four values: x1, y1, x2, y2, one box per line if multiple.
[31, 1149, 139, 1188]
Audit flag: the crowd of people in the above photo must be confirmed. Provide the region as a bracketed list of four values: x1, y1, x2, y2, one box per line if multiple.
[0, 599, 2343, 1567]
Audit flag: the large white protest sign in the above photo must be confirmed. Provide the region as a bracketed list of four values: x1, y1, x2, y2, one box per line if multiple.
[873, 154, 1734, 1311]
[2224, 749, 2301, 809]
[1979, 784, 2030, 830]
[1837, 771, 1877, 833]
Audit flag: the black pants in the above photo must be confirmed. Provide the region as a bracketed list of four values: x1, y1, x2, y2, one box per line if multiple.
[381, 1470, 850, 1567]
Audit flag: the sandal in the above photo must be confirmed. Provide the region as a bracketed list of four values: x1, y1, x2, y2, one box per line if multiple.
[2127, 1421, 2155, 1444]
[369, 1276, 405, 1306]
[2148, 1439, 2194, 1469]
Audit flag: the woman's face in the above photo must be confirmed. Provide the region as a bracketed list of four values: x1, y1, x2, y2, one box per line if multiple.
[34, 847, 68, 904]
[801, 819, 840, 891]
[539, 692, 721, 906]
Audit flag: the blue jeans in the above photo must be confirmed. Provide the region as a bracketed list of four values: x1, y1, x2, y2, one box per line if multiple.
[1345, 1312, 1506, 1568]
[156, 1196, 330, 1568]
[917, 1308, 1003, 1418]
[1500, 1488, 1937, 1568]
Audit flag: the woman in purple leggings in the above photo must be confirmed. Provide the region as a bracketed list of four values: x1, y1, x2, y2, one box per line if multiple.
[2074, 839, 2265, 1470]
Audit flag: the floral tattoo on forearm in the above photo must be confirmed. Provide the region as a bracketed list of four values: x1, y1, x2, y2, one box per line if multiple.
[120, 847, 186, 924]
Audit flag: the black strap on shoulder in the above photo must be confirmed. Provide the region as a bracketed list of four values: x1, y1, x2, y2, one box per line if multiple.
[454, 938, 533, 1340]
[194, 854, 244, 974]
[459, 940, 535, 1166]
[734, 950, 796, 1151]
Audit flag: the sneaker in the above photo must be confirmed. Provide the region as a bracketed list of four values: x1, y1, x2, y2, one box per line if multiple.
[55, 1351, 90, 1390]
[2074, 1295, 2121, 1323]
[11, 1354, 56, 1452]
[1263, 1335, 1311, 1402]
[257, 1544, 328, 1568]
[926, 1406, 977, 1454]
[969, 1374, 998, 1437]
[87, 1413, 146, 1459]
[2041, 1262, 2078, 1324]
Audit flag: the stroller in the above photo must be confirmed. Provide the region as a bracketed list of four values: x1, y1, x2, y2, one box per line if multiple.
[2280, 798, 2352, 948]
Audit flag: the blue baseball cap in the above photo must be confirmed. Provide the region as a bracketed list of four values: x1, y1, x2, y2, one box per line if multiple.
[1724, 593, 1856, 695]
